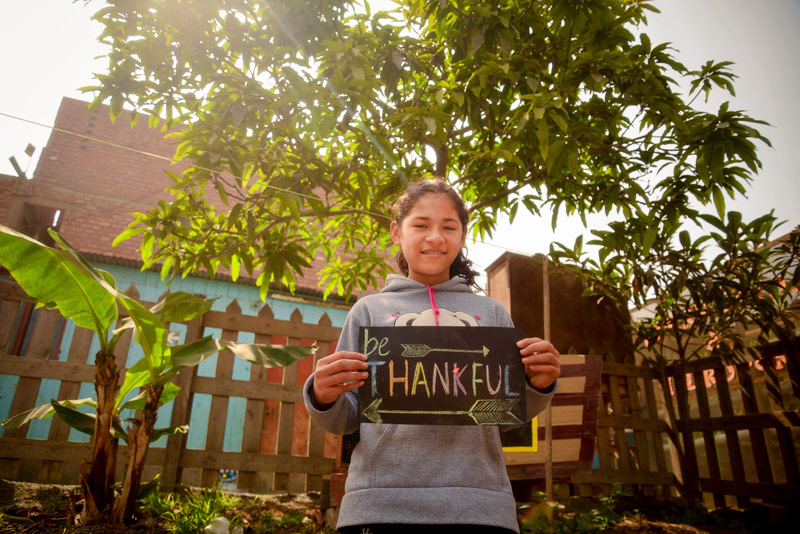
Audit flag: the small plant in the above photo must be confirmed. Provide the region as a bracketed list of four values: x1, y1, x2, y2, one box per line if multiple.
[518, 484, 622, 534]
[253, 511, 308, 533]
[141, 487, 244, 533]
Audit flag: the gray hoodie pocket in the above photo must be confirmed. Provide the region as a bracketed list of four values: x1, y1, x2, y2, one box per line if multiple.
[354, 424, 506, 491]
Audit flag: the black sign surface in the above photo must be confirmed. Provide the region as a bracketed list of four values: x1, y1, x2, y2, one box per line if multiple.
[358, 326, 527, 425]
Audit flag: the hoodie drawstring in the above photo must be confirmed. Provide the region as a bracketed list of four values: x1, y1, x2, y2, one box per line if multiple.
[426, 285, 440, 326]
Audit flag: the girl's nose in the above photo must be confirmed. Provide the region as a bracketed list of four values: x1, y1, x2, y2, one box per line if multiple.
[426, 229, 444, 242]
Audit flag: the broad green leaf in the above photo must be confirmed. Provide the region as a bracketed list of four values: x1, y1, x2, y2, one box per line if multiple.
[148, 291, 214, 324]
[1, 398, 97, 429]
[221, 340, 316, 367]
[119, 382, 181, 411]
[117, 295, 169, 376]
[0, 225, 117, 341]
[50, 400, 128, 442]
[116, 357, 151, 408]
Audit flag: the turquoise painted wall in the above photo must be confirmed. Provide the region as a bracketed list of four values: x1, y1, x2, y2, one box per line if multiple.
[0, 263, 350, 453]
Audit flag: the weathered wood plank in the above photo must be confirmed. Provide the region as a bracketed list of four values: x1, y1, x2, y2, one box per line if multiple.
[200, 301, 239, 488]
[307, 328, 332, 493]
[0, 356, 95, 382]
[714, 365, 749, 508]
[673, 364, 700, 498]
[676, 411, 800, 432]
[203, 310, 340, 342]
[693, 369, 725, 508]
[608, 374, 633, 482]
[7, 308, 61, 481]
[177, 449, 334, 475]
[643, 377, 670, 497]
[161, 317, 203, 489]
[737, 362, 775, 486]
[602, 361, 661, 379]
[0, 279, 33, 302]
[0, 298, 21, 356]
[274, 332, 300, 492]
[191, 376, 303, 403]
[43, 325, 94, 484]
[238, 305, 274, 493]
[698, 477, 800, 504]
[572, 469, 675, 487]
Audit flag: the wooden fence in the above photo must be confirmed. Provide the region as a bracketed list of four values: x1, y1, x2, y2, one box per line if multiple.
[2, 274, 799, 510]
[572, 341, 800, 509]
[0, 277, 342, 494]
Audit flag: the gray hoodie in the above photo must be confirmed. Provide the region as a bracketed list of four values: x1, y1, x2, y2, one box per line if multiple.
[303, 275, 556, 531]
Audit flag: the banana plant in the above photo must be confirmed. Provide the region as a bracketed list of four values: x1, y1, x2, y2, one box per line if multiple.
[0, 225, 314, 524]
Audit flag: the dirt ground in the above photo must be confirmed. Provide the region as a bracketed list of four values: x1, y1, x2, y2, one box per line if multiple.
[0, 479, 325, 534]
[0, 479, 764, 534]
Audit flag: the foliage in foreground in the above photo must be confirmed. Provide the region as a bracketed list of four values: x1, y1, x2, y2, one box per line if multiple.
[85, 0, 771, 301]
[517, 484, 757, 534]
[0, 225, 314, 525]
[141, 487, 329, 534]
[518, 485, 621, 534]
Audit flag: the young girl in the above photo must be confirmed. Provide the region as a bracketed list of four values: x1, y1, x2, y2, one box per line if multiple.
[303, 178, 560, 533]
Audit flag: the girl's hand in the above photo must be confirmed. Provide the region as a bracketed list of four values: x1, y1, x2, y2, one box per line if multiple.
[312, 351, 369, 408]
[517, 337, 561, 391]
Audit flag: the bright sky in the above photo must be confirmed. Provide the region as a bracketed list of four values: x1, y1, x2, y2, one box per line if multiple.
[1, 0, 798, 282]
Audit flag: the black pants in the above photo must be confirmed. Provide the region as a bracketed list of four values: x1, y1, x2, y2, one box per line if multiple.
[339, 525, 517, 534]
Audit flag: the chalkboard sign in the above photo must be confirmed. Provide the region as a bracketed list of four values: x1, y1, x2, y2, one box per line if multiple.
[358, 326, 527, 426]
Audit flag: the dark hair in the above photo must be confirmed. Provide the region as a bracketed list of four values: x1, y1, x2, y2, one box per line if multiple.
[391, 178, 480, 288]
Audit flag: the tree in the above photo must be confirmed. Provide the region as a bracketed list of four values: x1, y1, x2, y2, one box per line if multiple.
[83, 0, 769, 298]
[0, 225, 314, 525]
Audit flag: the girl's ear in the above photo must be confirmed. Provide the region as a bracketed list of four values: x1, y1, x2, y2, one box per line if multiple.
[390, 220, 401, 245]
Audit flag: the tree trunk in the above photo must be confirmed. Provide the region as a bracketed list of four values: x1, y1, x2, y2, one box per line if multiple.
[113, 383, 163, 524]
[81, 350, 119, 523]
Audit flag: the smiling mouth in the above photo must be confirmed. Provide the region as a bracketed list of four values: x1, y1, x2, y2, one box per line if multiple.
[421, 250, 446, 255]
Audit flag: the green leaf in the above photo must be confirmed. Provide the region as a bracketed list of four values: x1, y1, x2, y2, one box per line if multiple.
[712, 186, 726, 218]
[117, 295, 169, 378]
[221, 340, 316, 367]
[537, 120, 549, 161]
[151, 424, 188, 443]
[115, 357, 151, 408]
[0, 225, 118, 343]
[642, 227, 658, 256]
[50, 400, 127, 442]
[423, 116, 436, 134]
[112, 226, 146, 248]
[171, 338, 315, 369]
[148, 292, 213, 324]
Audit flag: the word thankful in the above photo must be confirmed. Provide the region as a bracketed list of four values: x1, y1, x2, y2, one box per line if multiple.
[365, 359, 520, 398]
[359, 325, 526, 426]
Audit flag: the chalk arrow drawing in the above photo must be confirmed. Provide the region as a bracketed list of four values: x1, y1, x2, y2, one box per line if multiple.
[361, 398, 522, 425]
[400, 344, 490, 358]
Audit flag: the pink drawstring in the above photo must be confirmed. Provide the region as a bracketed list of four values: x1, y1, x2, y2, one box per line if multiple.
[426, 285, 440, 326]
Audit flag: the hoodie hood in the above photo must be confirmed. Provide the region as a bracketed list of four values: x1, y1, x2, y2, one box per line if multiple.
[380, 274, 474, 294]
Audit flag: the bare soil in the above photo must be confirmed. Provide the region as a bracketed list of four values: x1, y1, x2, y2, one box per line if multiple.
[0, 479, 327, 533]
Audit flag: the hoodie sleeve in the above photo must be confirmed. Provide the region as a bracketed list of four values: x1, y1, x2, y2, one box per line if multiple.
[302, 301, 367, 435]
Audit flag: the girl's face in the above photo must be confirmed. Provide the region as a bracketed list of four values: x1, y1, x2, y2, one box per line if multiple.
[390, 192, 467, 286]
